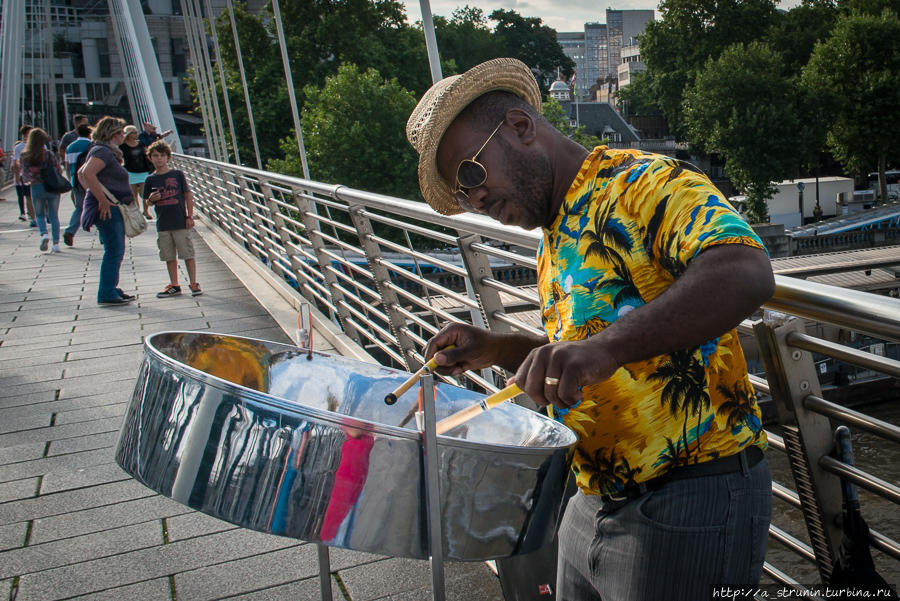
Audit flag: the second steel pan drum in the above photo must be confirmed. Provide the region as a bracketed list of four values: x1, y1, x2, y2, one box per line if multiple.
[116, 332, 577, 560]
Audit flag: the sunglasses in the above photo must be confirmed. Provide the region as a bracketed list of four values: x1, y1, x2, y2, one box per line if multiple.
[454, 121, 504, 212]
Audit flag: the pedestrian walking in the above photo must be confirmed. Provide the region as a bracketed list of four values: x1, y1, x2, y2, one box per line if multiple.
[78, 117, 136, 305]
[62, 123, 92, 247]
[143, 140, 202, 298]
[12, 125, 36, 224]
[20, 128, 63, 253]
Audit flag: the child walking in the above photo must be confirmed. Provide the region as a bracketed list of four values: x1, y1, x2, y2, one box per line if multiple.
[143, 140, 202, 298]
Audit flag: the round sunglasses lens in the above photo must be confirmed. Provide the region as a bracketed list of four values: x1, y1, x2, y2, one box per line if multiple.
[457, 160, 487, 189]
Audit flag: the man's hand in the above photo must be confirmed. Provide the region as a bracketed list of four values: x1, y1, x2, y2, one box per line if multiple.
[513, 337, 619, 409]
[424, 324, 508, 376]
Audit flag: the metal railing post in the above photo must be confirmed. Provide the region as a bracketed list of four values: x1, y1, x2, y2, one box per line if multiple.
[347, 203, 420, 370]
[457, 234, 511, 334]
[290, 188, 364, 348]
[754, 316, 844, 582]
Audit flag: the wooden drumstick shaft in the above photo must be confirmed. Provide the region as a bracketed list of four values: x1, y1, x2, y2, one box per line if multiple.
[434, 383, 522, 435]
[384, 346, 454, 405]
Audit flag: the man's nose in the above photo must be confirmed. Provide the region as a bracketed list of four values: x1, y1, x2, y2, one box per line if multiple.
[466, 186, 489, 214]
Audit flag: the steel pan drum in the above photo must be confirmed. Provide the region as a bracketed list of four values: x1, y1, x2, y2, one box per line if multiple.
[115, 332, 577, 560]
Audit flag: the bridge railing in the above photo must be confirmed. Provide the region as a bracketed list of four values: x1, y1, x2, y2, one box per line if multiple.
[176, 153, 899, 597]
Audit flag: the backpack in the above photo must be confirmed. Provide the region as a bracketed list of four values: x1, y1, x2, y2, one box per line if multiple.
[73, 143, 94, 191]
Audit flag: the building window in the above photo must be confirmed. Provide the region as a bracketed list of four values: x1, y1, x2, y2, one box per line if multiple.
[97, 38, 111, 78]
[171, 38, 186, 76]
[164, 81, 173, 100]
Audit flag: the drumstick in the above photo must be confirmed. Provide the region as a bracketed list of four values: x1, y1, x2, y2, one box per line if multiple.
[434, 383, 522, 435]
[383, 345, 454, 405]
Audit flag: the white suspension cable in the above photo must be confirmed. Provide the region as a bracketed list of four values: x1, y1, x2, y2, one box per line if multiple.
[226, 0, 262, 169]
[203, 0, 239, 164]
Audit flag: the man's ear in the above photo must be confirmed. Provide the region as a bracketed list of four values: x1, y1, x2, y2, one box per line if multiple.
[505, 109, 537, 145]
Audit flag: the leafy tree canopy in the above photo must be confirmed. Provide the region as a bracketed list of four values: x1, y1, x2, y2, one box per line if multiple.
[684, 41, 806, 223]
[801, 9, 900, 199]
[638, 0, 778, 138]
[489, 9, 574, 89]
[268, 63, 420, 202]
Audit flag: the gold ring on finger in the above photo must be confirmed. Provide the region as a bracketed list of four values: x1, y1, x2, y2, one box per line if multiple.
[544, 376, 560, 386]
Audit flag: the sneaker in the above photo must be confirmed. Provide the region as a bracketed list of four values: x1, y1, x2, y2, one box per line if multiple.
[39, 234, 49, 251]
[115, 288, 135, 301]
[18, 214, 26, 221]
[189, 283, 202, 297]
[98, 297, 133, 305]
[51, 244, 61, 253]
[156, 284, 182, 298]
[29, 221, 37, 228]
[63, 231, 74, 247]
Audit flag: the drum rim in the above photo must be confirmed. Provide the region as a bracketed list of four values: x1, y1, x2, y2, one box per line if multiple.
[144, 330, 578, 455]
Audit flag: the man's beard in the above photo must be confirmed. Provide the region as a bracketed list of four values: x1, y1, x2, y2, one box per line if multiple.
[496, 138, 554, 229]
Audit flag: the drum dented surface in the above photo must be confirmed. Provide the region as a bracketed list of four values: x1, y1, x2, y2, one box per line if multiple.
[116, 332, 577, 560]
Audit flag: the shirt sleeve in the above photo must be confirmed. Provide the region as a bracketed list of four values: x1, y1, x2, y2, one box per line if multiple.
[642, 159, 766, 272]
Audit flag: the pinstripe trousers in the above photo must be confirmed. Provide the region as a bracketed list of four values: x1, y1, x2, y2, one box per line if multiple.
[556, 456, 771, 601]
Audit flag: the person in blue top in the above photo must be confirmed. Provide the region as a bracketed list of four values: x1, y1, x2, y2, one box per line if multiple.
[62, 123, 92, 247]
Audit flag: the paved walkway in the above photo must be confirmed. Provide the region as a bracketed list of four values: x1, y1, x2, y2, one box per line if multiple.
[0, 186, 502, 601]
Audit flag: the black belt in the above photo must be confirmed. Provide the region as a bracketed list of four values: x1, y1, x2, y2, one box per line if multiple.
[600, 446, 764, 503]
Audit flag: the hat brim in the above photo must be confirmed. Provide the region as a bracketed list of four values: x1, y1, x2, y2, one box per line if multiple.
[408, 58, 541, 215]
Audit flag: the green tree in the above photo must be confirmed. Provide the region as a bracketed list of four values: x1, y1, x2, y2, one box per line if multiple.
[764, 0, 839, 73]
[268, 64, 420, 201]
[541, 98, 603, 149]
[684, 42, 807, 223]
[489, 9, 574, 91]
[433, 6, 504, 75]
[802, 10, 900, 202]
[638, 0, 778, 138]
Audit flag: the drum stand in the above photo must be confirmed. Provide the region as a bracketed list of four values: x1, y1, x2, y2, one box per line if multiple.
[313, 372, 446, 601]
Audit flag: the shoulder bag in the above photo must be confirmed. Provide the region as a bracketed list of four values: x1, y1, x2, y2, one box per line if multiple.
[40, 155, 73, 194]
[98, 182, 147, 238]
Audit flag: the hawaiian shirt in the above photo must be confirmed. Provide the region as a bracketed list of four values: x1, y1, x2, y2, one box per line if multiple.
[538, 146, 768, 496]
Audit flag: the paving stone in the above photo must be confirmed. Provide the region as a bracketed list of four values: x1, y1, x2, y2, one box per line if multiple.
[0, 441, 46, 465]
[0, 394, 124, 424]
[0, 522, 27, 552]
[0, 448, 111, 484]
[217, 576, 333, 601]
[30, 495, 188, 545]
[0, 416, 122, 449]
[64, 344, 144, 362]
[173, 544, 313, 601]
[14, 527, 296, 600]
[66, 578, 173, 601]
[0, 519, 163, 580]
[0, 354, 68, 369]
[46, 431, 118, 456]
[3, 321, 76, 339]
[165, 510, 237, 542]
[0, 479, 153, 525]
[56, 355, 142, 378]
[0, 391, 58, 410]
[39, 460, 128, 494]
[0, 476, 38, 502]
[338, 557, 504, 601]
[0, 411, 51, 434]
[53, 403, 126, 425]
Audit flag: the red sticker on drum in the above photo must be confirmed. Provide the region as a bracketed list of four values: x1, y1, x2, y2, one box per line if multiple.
[538, 584, 553, 595]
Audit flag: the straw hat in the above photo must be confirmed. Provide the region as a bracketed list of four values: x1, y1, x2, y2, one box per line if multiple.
[123, 125, 138, 136]
[406, 58, 541, 215]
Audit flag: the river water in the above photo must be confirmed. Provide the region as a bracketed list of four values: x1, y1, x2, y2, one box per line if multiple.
[763, 399, 900, 590]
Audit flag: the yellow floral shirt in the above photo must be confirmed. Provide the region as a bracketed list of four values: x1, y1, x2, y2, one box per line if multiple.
[538, 147, 768, 496]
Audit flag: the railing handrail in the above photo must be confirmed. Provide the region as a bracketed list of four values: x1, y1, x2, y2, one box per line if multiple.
[177, 153, 900, 342]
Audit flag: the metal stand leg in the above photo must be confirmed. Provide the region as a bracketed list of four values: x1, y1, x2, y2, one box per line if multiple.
[419, 373, 446, 601]
[317, 544, 333, 601]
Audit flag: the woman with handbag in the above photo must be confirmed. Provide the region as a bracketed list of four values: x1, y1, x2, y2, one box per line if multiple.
[78, 117, 136, 305]
[20, 128, 64, 253]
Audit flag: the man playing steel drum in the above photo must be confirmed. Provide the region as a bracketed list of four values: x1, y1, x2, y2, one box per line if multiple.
[407, 58, 774, 601]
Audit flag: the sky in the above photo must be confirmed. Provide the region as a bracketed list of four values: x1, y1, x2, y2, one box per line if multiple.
[401, 0, 802, 34]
